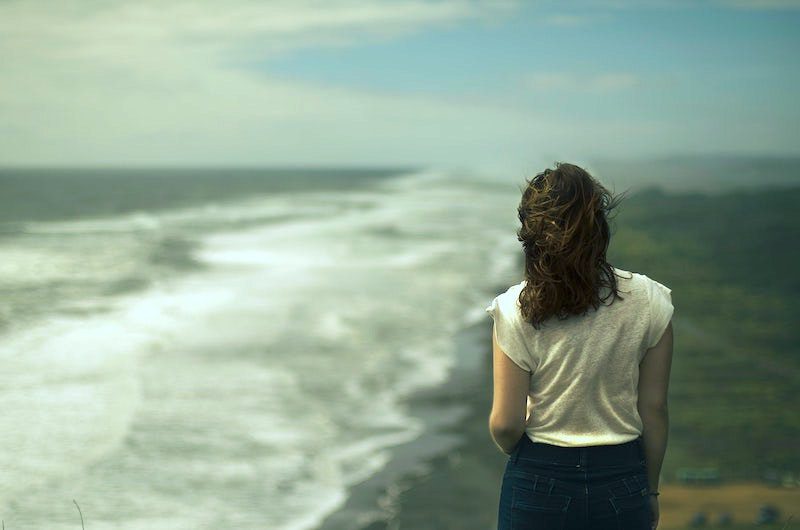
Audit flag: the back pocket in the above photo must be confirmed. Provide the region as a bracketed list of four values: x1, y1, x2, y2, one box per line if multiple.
[607, 474, 651, 530]
[511, 480, 571, 530]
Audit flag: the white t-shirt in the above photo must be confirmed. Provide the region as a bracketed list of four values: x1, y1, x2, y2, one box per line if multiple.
[485, 266, 674, 447]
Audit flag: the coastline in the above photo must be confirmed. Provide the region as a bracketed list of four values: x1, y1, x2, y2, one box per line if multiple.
[316, 317, 508, 530]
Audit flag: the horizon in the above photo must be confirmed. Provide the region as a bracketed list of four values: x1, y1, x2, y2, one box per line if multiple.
[1, 151, 799, 172]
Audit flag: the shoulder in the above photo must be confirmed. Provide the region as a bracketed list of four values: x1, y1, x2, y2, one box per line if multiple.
[499, 281, 525, 308]
[486, 281, 525, 318]
[636, 271, 671, 295]
[624, 271, 672, 309]
[614, 267, 654, 293]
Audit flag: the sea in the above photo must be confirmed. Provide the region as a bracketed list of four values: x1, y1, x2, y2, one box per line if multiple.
[0, 167, 525, 529]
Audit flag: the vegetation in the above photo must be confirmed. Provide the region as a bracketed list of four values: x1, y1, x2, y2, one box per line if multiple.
[609, 184, 800, 482]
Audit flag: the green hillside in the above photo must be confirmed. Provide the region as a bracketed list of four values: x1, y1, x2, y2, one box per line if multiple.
[609, 184, 800, 482]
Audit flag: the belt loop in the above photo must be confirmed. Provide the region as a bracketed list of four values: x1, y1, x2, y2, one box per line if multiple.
[511, 436, 522, 464]
[579, 447, 588, 467]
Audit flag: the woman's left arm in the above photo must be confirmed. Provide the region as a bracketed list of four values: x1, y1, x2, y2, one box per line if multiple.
[488, 323, 530, 454]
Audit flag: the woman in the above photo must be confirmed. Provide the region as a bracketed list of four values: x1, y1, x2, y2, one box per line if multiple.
[486, 162, 673, 530]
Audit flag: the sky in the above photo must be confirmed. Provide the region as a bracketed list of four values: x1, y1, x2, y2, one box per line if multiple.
[1, 0, 798, 170]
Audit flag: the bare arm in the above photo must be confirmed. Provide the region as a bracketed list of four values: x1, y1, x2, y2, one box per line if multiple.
[489, 323, 529, 454]
[637, 320, 673, 492]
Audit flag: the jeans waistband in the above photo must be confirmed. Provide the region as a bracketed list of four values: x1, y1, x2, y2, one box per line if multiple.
[513, 434, 645, 467]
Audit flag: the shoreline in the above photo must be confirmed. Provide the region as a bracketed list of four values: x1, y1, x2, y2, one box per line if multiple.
[371, 319, 510, 530]
[316, 318, 508, 530]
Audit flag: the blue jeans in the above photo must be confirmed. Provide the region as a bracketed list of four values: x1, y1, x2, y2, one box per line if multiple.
[497, 434, 653, 530]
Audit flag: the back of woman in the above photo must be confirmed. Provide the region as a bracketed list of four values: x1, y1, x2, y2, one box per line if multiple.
[486, 162, 674, 530]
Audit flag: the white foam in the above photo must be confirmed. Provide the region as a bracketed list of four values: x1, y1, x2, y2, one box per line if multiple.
[1, 167, 529, 529]
[0, 312, 145, 502]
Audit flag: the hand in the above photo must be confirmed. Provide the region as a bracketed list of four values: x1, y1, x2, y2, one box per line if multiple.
[503, 433, 525, 456]
[648, 496, 659, 530]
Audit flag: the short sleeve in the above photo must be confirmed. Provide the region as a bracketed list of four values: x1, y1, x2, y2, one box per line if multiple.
[485, 294, 533, 372]
[646, 278, 674, 349]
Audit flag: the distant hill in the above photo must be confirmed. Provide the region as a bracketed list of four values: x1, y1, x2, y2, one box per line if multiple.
[587, 154, 800, 195]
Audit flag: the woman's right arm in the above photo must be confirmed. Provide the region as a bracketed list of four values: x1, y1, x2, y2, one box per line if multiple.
[638, 320, 673, 516]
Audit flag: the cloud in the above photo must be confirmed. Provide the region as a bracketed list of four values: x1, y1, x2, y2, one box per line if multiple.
[0, 0, 530, 166]
[525, 72, 641, 93]
[0, 0, 518, 63]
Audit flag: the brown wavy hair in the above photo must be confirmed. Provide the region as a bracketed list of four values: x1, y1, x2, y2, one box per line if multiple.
[517, 162, 629, 329]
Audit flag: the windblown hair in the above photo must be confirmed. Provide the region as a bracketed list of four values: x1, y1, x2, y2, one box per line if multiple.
[517, 162, 628, 329]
